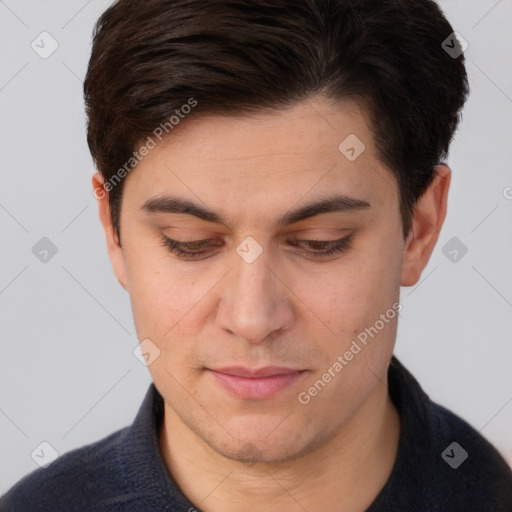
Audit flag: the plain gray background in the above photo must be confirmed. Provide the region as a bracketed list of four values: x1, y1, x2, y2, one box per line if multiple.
[1, 0, 511, 493]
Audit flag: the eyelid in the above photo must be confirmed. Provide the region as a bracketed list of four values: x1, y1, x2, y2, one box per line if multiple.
[160, 230, 352, 244]
[159, 232, 355, 260]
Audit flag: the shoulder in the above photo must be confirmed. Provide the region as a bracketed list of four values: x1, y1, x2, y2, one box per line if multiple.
[0, 427, 132, 512]
[378, 357, 512, 510]
[429, 400, 512, 504]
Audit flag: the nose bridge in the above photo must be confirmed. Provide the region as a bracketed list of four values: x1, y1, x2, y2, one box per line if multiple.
[232, 236, 278, 311]
[218, 237, 292, 343]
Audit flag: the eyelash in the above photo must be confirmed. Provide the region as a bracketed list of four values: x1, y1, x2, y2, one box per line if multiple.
[159, 234, 354, 260]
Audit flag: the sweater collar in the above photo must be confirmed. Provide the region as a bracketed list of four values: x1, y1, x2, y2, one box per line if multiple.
[117, 381, 199, 510]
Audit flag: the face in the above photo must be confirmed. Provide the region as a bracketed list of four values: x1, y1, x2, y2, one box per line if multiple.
[94, 96, 447, 464]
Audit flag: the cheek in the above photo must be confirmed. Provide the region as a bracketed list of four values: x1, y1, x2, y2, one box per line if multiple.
[307, 239, 401, 347]
[126, 263, 201, 384]
[124, 246, 217, 354]
[123, 245, 183, 338]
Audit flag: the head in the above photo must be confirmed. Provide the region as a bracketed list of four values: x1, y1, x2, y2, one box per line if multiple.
[85, 0, 469, 464]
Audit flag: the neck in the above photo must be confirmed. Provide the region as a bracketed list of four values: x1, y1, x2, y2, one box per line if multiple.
[159, 378, 401, 512]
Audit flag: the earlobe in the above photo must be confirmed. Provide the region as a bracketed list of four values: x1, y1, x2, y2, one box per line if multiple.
[91, 173, 128, 291]
[400, 165, 451, 287]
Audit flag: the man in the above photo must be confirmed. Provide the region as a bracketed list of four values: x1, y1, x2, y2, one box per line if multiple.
[2, 0, 511, 510]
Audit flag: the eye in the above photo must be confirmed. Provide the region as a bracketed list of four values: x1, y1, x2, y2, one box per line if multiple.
[160, 234, 354, 260]
[288, 235, 354, 258]
[159, 237, 221, 259]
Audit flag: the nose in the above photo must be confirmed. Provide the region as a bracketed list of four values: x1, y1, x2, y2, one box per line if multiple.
[215, 242, 295, 344]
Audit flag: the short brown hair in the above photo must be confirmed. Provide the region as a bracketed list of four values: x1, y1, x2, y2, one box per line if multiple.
[84, 0, 469, 242]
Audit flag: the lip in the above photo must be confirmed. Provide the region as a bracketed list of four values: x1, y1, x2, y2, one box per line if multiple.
[210, 366, 303, 378]
[207, 366, 307, 399]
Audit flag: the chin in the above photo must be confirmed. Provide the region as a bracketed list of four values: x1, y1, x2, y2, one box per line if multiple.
[223, 442, 303, 466]
[204, 423, 325, 466]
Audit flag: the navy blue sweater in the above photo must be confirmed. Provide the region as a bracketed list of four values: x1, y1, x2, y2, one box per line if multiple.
[1, 356, 511, 511]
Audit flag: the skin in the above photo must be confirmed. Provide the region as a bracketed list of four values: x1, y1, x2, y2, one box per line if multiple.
[93, 96, 450, 511]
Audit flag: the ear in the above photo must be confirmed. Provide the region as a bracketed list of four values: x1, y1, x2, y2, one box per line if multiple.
[92, 173, 128, 291]
[400, 164, 451, 287]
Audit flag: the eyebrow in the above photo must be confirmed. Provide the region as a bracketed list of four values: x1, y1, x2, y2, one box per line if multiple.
[141, 194, 372, 226]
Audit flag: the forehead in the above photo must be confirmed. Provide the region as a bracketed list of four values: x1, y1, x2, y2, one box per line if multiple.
[123, 97, 399, 229]
[156, 97, 376, 165]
